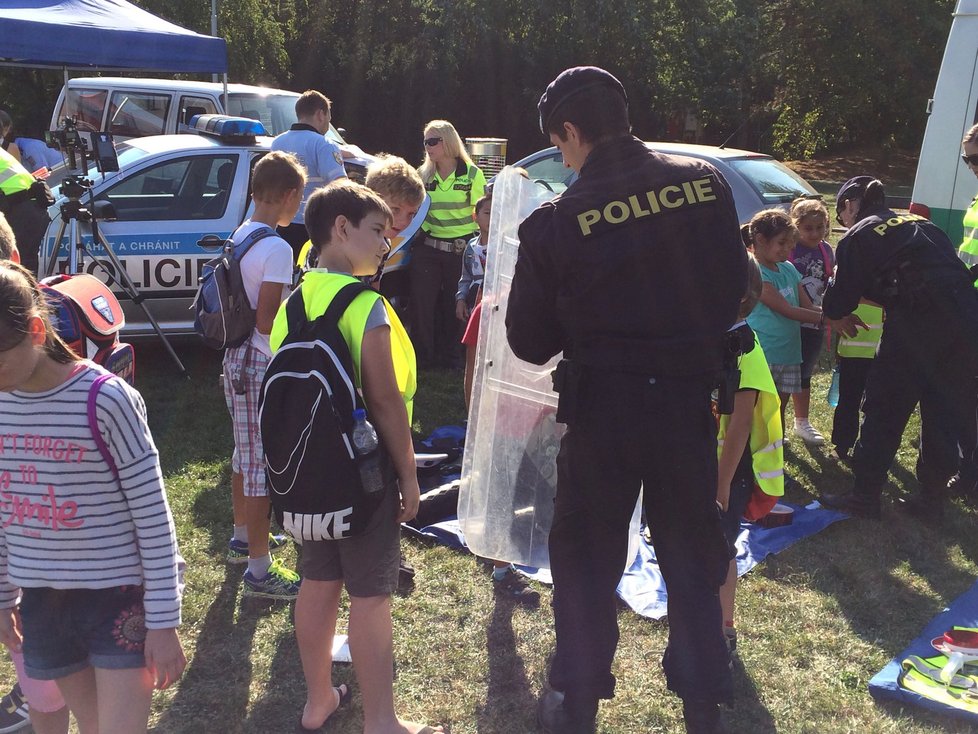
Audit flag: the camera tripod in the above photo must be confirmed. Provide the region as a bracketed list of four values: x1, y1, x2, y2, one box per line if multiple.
[42, 176, 188, 376]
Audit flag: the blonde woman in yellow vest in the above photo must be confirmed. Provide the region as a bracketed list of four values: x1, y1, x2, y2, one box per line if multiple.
[829, 300, 883, 464]
[411, 120, 486, 367]
[959, 123, 978, 269]
[716, 255, 784, 655]
[269, 180, 441, 734]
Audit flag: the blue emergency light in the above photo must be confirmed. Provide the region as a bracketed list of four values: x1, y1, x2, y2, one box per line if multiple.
[189, 115, 268, 139]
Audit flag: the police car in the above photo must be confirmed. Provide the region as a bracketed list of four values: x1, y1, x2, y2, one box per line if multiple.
[39, 116, 374, 337]
[508, 142, 819, 224]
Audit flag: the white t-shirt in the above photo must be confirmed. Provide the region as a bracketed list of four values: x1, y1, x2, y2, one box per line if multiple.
[234, 220, 294, 356]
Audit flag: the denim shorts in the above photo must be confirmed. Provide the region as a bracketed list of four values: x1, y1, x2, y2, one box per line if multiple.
[20, 586, 147, 680]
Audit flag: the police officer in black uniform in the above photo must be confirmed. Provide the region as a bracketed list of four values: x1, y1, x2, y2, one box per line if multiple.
[820, 176, 978, 520]
[506, 67, 748, 734]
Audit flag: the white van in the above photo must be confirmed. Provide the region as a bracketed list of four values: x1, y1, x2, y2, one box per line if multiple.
[49, 77, 347, 144]
[910, 0, 978, 246]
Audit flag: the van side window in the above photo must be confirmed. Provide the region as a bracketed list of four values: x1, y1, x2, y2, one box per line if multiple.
[108, 91, 170, 137]
[179, 96, 218, 131]
[61, 88, 106, 132]
[96, 154, 237, 221]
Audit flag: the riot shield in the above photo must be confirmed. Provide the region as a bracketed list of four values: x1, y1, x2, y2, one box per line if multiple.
[457, 168, 640, 569]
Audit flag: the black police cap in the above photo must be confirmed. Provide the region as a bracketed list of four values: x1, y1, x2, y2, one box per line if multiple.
[836, 176, 879, 207]
[537, 66, 628, 135]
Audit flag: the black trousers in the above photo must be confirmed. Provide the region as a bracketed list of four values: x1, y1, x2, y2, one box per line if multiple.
[831, 357, 874, 453]
[548, 371, 732, 706]
[853, 311, 978, 496]
[408, 243, 462, 367]
[4, 198, 50, 275]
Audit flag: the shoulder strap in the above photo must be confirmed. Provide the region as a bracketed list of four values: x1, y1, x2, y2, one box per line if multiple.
[284, 285, 308, 334]
[320, 282, 373, 326]
[232, 226, 278, 262]
[87, 373, 120, 481]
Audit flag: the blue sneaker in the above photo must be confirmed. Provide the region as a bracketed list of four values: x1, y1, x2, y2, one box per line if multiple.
[242, 558, 301, 599]
[226, 533, 289, 564]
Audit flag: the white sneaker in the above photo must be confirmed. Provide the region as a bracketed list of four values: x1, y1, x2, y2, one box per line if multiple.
[794, 422, 825, 445]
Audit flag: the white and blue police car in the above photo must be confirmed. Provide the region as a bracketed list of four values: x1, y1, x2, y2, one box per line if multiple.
[39, 116, 375, 337]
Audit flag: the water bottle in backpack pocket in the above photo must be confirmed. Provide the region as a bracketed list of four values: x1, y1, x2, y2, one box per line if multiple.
[259, 283, 396, 541]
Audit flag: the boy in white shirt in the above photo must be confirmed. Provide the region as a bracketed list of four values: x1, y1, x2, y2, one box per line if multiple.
[223, 151, 306, 598]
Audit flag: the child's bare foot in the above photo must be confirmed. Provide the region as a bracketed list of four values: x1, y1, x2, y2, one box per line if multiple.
[299, 683, 350, 731]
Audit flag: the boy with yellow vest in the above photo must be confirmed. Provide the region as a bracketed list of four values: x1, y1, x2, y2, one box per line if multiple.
[830, 301, 884, 464]
[717, 254, 784, 653]
[270, 180, 441, 734]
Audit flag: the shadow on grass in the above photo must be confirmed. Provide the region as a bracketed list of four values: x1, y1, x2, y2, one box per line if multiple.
[475, 594, 537, 733]
[727, 657, 777, 733]
[151, 565, 278, 733]
[190, 467, 236, 560]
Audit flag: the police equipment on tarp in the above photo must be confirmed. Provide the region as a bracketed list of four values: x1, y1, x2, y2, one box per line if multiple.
[259, 282, 394, 541]
[40, 117, 186, 375]
[41, 273, 134, 384]
[457, 169, 641, 569]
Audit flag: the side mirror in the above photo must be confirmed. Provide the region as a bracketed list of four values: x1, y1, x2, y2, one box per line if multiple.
[93, 200, 118, 221]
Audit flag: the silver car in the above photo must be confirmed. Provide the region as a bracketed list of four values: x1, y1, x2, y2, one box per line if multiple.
[507, 142, 819, 224]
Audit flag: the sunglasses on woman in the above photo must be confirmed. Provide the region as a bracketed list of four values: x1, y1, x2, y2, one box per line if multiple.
[962, 153, 978, 166]
[424, 137, 443, 147]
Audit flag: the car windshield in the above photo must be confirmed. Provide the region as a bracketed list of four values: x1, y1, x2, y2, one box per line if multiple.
[47, 142, 148, 195]
[727, 157, 817, 203]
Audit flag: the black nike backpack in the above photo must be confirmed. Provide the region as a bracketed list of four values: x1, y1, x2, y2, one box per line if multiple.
[258, 282, 394, 541]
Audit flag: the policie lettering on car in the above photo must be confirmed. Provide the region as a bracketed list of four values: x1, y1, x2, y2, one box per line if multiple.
[577, 176, 719, 236]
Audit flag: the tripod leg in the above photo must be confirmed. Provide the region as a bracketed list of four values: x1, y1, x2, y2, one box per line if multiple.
[41, 218, 68, 277]
[87, 229, 188, 377]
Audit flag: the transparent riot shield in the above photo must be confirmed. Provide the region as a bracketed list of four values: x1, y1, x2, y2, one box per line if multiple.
[458, 168, 640, 570]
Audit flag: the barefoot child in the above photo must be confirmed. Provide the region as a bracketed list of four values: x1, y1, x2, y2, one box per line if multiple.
[271, 180, 443, 734]
[0, 261, 185, 734]
[744, 209, 822, 434]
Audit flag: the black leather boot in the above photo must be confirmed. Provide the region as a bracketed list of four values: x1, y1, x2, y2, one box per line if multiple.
[537, 690, 597, 734]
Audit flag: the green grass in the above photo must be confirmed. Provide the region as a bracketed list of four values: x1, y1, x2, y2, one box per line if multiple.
[23, 339, 978, 733]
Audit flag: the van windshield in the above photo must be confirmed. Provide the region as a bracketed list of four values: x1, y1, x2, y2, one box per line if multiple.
[225, 93, 347, 142]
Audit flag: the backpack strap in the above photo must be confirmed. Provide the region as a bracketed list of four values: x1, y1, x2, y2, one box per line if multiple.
[87, 373, 120, 481]
[231, 225, 278, 262]
[284, 281, 373, 337]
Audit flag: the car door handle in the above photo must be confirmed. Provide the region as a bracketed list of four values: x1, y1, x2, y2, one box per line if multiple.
[196, 234, 225, 250]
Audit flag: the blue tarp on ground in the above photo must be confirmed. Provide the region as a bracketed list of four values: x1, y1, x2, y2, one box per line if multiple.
[869, 580, 978, 724]
[412, 501, 848, 620]
[0, 0, 227, 73]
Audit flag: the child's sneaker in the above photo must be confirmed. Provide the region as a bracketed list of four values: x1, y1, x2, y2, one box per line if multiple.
[493, 566, 541, 606]
[794, 421, 825, 446]
[0, 684, 29, 734]
[227, 533, 289, 564]
[242, 558, 301, 599]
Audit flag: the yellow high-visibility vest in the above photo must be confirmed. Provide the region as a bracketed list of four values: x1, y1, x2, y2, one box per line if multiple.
[0, 148, 34, 197]
[421, 161, 485, 240]
[837, 303, 884, 359]
[959, 195, 978, 269]
[718, 336, 784, 499]
[270, 270, 417, 421]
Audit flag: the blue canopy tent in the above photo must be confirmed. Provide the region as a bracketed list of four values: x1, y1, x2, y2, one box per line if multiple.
[0, 0, 227, 73]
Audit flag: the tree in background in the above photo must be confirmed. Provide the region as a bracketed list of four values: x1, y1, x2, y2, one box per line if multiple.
[0, 0, 956, 163]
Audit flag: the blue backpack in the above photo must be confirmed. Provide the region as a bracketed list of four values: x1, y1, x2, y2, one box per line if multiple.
[192, 225, 277, 349]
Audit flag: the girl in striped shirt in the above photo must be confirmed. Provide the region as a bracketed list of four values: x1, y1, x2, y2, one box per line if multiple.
[0, 261, 185, 734]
